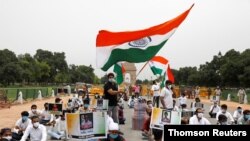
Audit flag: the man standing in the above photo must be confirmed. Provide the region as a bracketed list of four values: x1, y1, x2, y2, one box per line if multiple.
[237, 88, 246, 104]
[151, 80, 160, 108]
[160, 80, 173, 110]
[207, 87, 212, 100]
[215, 86, 222, 105]
[104, 73, 124, 123]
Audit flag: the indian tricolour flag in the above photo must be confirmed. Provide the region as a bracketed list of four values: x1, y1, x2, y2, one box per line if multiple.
[113, 62, 125, 85]
[161, 64, 175, 88]
[96, 4, 194, 71]
[149, 56, 168, 76]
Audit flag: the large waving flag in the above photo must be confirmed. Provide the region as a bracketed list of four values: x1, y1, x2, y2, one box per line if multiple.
[161, 64, 175, 88]
[149, 56, 168, 76]
[96, 4, 194, 71]
[113, 63, 125, 85]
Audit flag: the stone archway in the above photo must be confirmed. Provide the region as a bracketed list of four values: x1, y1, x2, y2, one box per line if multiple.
[123, 62, 136, 85]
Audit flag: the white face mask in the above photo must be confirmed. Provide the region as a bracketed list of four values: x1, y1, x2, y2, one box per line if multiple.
[221, 122, 228, 125]
[197, 113, 203, 118]
[109, 78, 115, 83]
[32, 109, 37, 113]
[3, 136, 12, 140]
[33, 122, 39, 128]
[221, 109, 226, 113]
[148, 104, 153, 108]
[167, 85, 172, 89]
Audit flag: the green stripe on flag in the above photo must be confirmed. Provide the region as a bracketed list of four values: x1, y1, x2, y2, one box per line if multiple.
[150, 66, 163, 76]
[102, 39, 168, 71]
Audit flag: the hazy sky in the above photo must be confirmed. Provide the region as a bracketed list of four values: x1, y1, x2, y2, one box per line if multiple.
[0, 0, 250, 80]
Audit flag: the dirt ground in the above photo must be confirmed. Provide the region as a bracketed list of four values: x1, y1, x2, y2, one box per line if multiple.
[0, 95, 71, 129]
[0, 95, 249, 130]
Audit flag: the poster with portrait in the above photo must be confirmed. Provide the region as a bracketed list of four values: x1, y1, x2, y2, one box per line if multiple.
[66, 112, 107, 140]
[150, 108, 165, 130]
[48, 103, 63, 115]
[160, 110, 171, 124]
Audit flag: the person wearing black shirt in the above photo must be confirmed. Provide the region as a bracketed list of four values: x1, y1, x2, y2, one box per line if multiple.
[104, 73, 124, 123]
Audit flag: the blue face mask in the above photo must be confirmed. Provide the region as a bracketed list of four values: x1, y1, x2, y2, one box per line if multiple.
[109, 133, 118, 139]
[244, 115, 250, 120]
[237, 109, 242, 113]
[84, 104, 89, 108]
[22, 116, 28, 121]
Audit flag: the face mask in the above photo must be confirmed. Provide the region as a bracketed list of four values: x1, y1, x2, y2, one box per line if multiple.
[148, 104, 153, 108]
[22, 116, 28, 121]
[32, 109, 37, 113]
[244, 115, 250, 120]
[109, 78, 114, 82]
[3, 136, 12, 140]
[237, 109, 242, 113]
[33, 122, 39, 128]
[221, 122, 228, 125]
[197, 113, 203, 118]
[167, 85, 172, 89]
[84, 104, 89, 108]
[221, 109, 226, 113]
[109, 133, 118, 139]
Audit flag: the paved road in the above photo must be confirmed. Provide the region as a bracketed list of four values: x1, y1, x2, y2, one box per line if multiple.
[119, 96, 249, 141]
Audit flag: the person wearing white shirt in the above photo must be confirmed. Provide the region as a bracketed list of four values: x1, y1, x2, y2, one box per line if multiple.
[47, 115, 66, 140]
[237, 110, 250, 125]
[21, 116, 47, 141]
[214, 86, 221, 105]
[151, 81, 160, 108]
[216, 104, 234, 124]
[160, 80, 173, 110]
[12, 111, 32, 140]
[237, 88, 246, 104]
[190, 97, 204, 112]
[208, 102, 220, 118]
[233, 106, 243, 124]
[28, 104, 41, 118]
[178, 93, 187, 107]
[40, 103, 54, 125]
[189, 108, 211, 125]
[194, 86, 200, 98]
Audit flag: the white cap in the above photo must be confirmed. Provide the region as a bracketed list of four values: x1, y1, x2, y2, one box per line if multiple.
[109, 122, 119, 131]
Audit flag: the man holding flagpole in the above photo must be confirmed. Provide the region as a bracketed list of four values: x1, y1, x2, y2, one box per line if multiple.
[104, 73, 125, 123]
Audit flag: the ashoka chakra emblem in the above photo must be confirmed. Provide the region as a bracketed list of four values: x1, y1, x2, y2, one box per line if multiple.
[128, 37, 152, 47]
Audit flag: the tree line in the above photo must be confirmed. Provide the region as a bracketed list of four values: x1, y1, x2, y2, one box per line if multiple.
[172, 49, 250, 87]
[1, 48, 249, 87]
[0, 49, 99, 86]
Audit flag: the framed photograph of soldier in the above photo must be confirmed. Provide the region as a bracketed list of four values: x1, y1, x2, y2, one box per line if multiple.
[66, 111, 107, 140]
[48, 103, 63, 115]
[150, 108, 166, 130]
[160, 110, 171, 124]
[150, 108, 182, 129]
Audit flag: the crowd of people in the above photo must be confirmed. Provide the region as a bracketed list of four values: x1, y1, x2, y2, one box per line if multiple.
[0, 72, 250, 141]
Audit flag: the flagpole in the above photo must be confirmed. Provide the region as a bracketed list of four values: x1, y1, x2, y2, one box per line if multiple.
[136, 61, 149, 78]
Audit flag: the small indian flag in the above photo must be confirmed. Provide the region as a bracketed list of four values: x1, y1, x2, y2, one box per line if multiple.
[161, 64, 175, 88]
[96, 4, 194, 71]
[113, 62, 125, 85]
[149, 56, 168, 76]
